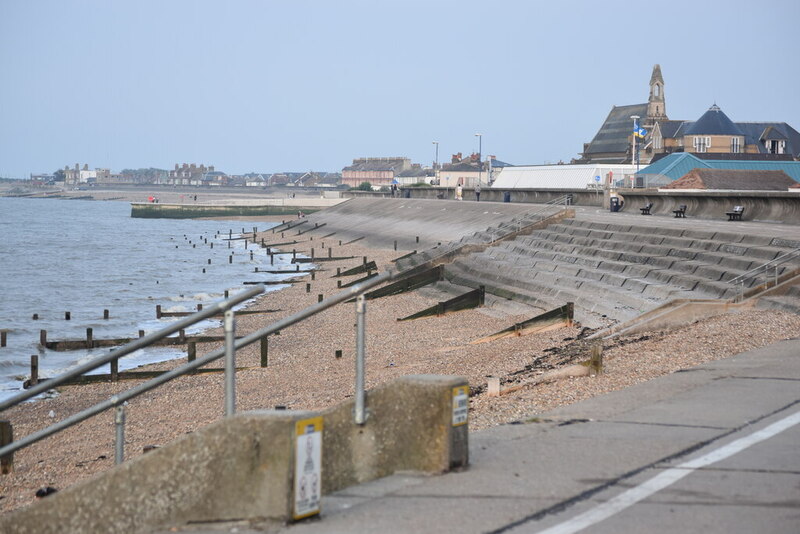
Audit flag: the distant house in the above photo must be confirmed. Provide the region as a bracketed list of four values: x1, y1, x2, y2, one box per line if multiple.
[341, 157, 412, 189]
[395, 164, 435, 186]
[242, 173, 268, 187]
[660, 169, 796, 191]
[167, 164, 218, 186]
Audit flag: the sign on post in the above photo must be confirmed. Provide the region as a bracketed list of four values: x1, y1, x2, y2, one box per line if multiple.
[452, 386, 469, 426]
[293, 416, 323, 520]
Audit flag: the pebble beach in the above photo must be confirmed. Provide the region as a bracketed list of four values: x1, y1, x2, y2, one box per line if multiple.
[2, 190, 800, 515]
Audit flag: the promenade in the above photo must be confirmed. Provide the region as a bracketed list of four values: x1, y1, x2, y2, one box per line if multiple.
[269, 337, 800, 534]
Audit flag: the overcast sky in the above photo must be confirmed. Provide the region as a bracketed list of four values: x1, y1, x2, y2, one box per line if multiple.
[1, 0, 798, 178]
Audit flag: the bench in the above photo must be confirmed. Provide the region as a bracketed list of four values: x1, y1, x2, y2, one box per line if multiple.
[640, 202, 653, 215]
[673, 204, 687, 218]
[726, 206, 745, 221]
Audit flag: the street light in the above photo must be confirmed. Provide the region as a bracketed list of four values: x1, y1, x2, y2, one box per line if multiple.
[475, 133, 482, 186]
[432, 141, 439, 185]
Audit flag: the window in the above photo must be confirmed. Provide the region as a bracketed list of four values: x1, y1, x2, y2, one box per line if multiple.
[693, 137, 710, 153]
[731, 137, 740, 153]
[767, 140, 786, 154]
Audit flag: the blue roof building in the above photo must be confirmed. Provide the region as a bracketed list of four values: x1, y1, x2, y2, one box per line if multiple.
[639, 152, 800, 183]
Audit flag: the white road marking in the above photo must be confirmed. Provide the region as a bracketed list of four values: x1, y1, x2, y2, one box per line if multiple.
[535, 410, 800, 534]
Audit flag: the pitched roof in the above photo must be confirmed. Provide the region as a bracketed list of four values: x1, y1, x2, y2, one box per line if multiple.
[342, 158, 409, 172]
[441, 162, 480, 172]
[640, 152, 800, 182]
[662, 168, 795, 190]
[583, 103, 648, 157]
[649, 64, 664, 85]
[656, 120, 685, 138]
[684, 104, 744, 136]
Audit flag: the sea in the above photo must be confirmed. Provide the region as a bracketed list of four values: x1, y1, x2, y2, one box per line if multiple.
[0, 196, 300, 402]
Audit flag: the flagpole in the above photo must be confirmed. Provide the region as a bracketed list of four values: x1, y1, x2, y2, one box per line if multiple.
[631, 115, 640, 184]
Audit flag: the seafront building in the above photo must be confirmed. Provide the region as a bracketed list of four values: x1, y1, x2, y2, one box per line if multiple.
[579, 65, 800, 167]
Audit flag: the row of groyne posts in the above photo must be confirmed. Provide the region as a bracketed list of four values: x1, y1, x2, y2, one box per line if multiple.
[0, 211, 586, 487]
[0, 218, 419, 476]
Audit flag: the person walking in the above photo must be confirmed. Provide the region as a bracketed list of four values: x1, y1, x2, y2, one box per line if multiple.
[456, 183, 463, 201]
[475, 183, 481, 202]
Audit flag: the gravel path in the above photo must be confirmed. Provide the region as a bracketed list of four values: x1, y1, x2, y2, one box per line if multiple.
[2, 223, 799, 515]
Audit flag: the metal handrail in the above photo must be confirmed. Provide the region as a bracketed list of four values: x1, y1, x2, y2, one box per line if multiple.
[0, 269, 398, 462]
[727, 247, 800, 285]
[727, 247, 800, 302]
[0, 285, 265, 411]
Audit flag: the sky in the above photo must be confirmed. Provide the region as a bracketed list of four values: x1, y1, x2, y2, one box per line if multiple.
[1, 0, 799, 178]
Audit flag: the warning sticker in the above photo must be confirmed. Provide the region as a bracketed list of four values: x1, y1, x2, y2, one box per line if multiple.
[452, 386, 469, 426]
[293, 416, 323, 520]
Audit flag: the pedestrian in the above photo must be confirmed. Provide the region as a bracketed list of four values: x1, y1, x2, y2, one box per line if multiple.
[475, 183, 481, 202]
[456, 183, 463, 201]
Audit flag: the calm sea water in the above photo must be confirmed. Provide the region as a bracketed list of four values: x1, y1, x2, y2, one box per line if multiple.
[0, 197, 298, 401]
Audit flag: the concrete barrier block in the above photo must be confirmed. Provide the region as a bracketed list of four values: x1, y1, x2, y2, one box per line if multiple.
[321, 374, 469, 494]
[1, 375, 469, 533]
[2, 411, 313, 534]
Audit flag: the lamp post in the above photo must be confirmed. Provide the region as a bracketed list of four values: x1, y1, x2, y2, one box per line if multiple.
[432, 141, 439, 185]
[475, 133, 482, 186]
[630, 115, 640, 180]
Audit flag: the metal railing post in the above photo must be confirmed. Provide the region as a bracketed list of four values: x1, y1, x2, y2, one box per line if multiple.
[114, 401, 125, 465]
[355, 295, 367, 425]
[224, 309, 236, 417]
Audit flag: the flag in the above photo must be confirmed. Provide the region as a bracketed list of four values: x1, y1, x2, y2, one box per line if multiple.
[635, 126, 647, 138]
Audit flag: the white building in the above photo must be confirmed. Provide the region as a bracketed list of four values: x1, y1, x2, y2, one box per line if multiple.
[490, 164, 638, 189]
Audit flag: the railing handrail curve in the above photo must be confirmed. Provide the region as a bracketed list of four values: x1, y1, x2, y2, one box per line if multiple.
[0, 269, 397, 460]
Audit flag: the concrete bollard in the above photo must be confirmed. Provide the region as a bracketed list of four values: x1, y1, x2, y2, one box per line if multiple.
[311, 271, 315, 281]
[110, 358, 119, 382]
[329, 248, 332, 258]
[318, 294, 324, 303]
[188, 342, 196, 362]
[306, 283, 311, 293]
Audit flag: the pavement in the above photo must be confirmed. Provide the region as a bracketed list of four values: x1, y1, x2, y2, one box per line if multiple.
[264, 337, 800, 534]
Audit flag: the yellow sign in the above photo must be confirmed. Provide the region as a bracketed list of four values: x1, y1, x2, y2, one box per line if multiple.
[452, 386, 469, 426]
[293, 416, 323, 520]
